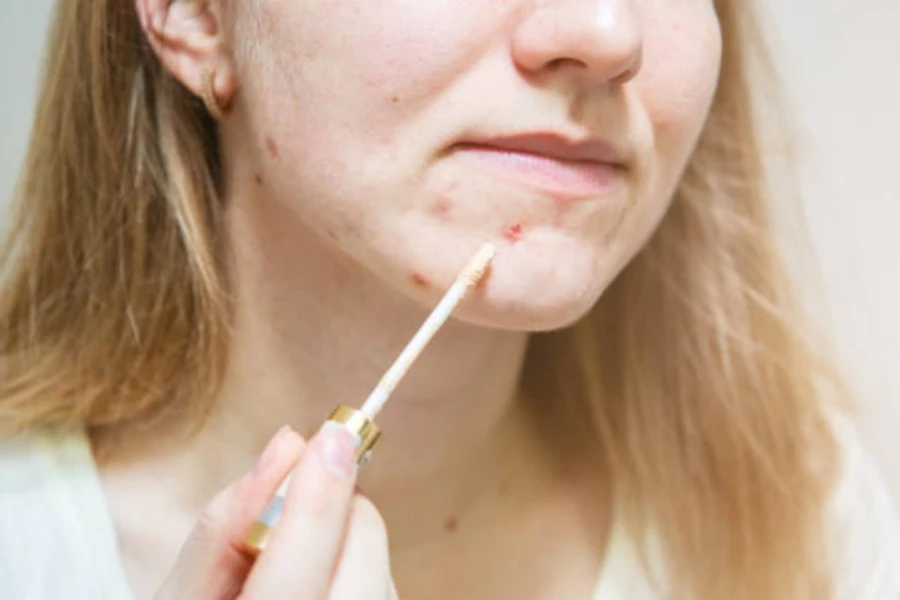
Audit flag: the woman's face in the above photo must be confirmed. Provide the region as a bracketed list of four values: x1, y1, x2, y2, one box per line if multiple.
[226, 0, 722, 331]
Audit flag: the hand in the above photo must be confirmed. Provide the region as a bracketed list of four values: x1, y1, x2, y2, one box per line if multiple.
[155, 424, 398, 600]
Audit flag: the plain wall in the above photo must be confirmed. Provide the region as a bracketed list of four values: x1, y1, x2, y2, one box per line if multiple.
[764, 0, 900, 506]
[1, 3, 898, 504]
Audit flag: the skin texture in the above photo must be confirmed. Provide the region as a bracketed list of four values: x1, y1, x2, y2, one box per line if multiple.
[111, 1, 723, 598]
[222, 0, 722, 331]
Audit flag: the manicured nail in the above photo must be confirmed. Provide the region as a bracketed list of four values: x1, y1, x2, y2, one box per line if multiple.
[318, 422, 357, 480]
[254, 425, 291, 477]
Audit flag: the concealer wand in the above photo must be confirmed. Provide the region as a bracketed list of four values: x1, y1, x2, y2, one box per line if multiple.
[243, 243, 496, 555]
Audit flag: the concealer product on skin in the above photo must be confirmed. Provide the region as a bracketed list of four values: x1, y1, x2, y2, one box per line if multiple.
[243, 243, 496, 556]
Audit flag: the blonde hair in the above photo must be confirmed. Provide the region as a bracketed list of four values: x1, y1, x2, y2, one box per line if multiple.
[1, 0, 842, 598]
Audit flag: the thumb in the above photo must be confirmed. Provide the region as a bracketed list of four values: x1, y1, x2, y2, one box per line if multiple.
[154, 426, 305, 600]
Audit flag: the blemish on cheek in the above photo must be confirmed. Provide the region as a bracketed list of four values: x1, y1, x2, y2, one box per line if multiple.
[502, 223, 524, 243]
[391, 96, 399, 104]
[266, 137, 279, 159]
[444, 516, 458, 533]
[254, 173, 264, 185]
[430, 198, 453, 219]
[411, 272, 430, 288]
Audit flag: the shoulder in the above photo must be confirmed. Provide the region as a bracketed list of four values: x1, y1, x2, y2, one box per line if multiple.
[827, 415, 900, 599]
[0, 428, 131, 599]
[0, 429, 64, 506]
[0, 427, 92, 499]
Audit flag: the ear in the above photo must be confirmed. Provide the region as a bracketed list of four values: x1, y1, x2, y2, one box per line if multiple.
[136, 0, 238, 108]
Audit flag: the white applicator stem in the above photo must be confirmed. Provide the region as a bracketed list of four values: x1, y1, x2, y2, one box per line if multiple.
[359, 243, 496, 419]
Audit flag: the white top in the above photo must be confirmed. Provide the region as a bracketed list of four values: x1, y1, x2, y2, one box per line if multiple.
[1, 421, 899, 600]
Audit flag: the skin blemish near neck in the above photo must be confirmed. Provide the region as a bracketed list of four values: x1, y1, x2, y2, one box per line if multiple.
[444, 516, 459, 533]
[266, 137, 279, 159]
[411, 272, 430, 288]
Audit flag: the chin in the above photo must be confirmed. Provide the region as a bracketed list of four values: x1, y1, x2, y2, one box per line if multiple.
[451, 242, 614, 333]
[466, 297, 597, 333]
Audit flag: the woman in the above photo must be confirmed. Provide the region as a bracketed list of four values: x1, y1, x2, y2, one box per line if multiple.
[0, 0, 897, 598]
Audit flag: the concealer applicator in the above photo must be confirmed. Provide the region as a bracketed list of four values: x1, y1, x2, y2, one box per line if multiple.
[243, 243, 496, 555]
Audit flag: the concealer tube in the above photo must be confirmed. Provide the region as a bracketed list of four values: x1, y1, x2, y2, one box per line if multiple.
[242, 405, 382, 556]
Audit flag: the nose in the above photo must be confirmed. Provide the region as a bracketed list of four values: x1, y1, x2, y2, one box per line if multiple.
[511, 0, 644, 88]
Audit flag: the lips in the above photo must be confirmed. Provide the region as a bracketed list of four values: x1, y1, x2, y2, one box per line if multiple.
[452, 133, 627, 199]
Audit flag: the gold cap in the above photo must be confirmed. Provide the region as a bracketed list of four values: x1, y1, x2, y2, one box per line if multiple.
[327, 405, 382, 467]
[241, 406, 382, 557]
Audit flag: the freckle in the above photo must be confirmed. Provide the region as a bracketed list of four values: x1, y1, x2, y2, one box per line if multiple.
[266, 137, 279, 159]
[444, 517, 458, 533]
[254, 173, 264, 185]
[503, 223, 523, 243]
[411, 272, 430, 288]
[391, 96, 399, 104]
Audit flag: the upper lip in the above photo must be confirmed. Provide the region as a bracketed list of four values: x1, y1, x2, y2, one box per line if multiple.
[456, 132, 627, 167]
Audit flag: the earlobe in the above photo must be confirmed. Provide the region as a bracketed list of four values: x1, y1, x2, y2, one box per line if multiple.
[201, 67, 231, 120]
[135, 0, 238, 115]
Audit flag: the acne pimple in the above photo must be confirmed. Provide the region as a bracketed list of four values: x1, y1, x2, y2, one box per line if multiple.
[266, 137, 279, 159]
[411, 272, 430, 288]
[444, 516, 458, 533]
[502, 223, 524, 243]
[430, 198, 453, 218]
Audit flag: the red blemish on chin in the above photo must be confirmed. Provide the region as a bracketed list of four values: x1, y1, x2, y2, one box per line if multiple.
[502, 223, 524, 243]
[444, 517, 458, 533]
[266, 138, 279, 159]
[411, 273, 430, 288]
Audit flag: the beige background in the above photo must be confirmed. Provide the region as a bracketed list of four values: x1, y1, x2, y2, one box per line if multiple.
[1, 3, 898, 505]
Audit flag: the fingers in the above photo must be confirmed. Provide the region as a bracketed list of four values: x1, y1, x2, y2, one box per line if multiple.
[241, 423, 360, 598]
[155, 426, 305, 600]
[328, 496, 397, 600]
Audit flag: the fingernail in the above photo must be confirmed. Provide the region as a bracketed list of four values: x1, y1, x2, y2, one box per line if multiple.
[254, 425, 291, 477]
[318, 422, 357, 480]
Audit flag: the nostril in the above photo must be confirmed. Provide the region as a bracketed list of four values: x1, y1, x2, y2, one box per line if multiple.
[610, 49, 643, 86]
[547, 57, 585, 71]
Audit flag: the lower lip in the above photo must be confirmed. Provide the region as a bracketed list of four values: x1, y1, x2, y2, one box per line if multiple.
[453, 143, 623, 199]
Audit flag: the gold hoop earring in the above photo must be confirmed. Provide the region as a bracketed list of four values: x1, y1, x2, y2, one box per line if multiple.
[201, 68, 228, 120]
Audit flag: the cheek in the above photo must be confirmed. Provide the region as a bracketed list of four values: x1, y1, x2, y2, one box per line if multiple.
[638, 7, 723, 145]
[234, 0, 500, 214]
[246, 1, 492, 119]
